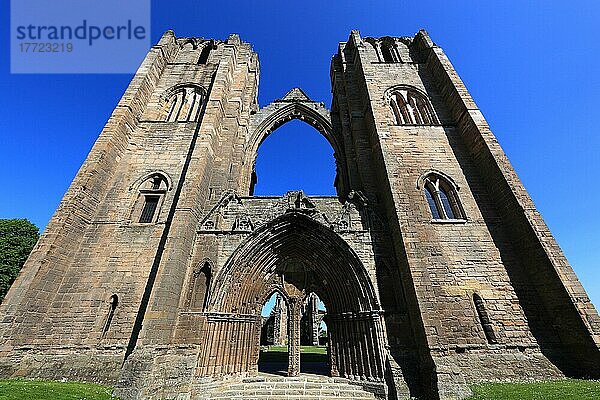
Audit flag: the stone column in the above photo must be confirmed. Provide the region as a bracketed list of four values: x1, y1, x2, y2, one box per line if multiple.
[287, 297, 302, 377]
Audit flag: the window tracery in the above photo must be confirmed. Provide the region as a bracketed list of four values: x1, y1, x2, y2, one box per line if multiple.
[389, 88, 438, 125]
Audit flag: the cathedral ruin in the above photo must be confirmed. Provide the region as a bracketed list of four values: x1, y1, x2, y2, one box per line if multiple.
[0, 30, 598, 400]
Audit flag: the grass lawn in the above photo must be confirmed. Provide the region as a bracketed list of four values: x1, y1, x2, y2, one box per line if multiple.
[263, 345, 288, 352]
[3, 375, 596, 399]
[468, 379, 600, 400]
[301, 346, 327, 355]
[0, 379, 114, 400]
[259, 345, 327, 363]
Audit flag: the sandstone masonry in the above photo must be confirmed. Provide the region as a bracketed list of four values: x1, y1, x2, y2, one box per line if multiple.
[0, 30, 598, 400]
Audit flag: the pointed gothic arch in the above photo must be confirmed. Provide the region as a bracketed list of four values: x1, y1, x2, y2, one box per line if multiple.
[207, 212, 379, 314]
[244, 88, 350, 197]
[160, 83, 206, 122]
[251, 119, 336, 196]
[198, 212, 386, 380]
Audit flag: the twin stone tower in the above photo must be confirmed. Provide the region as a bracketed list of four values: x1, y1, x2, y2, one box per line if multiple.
[0, 30, 598, 400]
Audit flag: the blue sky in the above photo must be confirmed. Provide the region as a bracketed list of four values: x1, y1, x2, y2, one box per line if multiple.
[0, 1, 598, 307]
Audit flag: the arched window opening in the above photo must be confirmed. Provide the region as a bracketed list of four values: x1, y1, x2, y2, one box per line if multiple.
[136, 174, 168, 223]
[379, 38, 402, 63]
[381, 44, 395, 63]
[259, 293, 289, 375]
[389, 88, 438, 125]
[198, 45, 211, 64]
[253, 119, 336, 196]
[319, 319, 328, 346]
[188, 262, 211, 310]
[102, 294, 118, 336]
[390, 97, 403, 125]
[163, 85, 204, 122]
[473, 293, 498, 344]
[438, 187, 456, 219]
[408, 95, 423, 124]
[422, 173, 465, 221]
[139, 196, 159, 223]
[416, 96, 436, 124]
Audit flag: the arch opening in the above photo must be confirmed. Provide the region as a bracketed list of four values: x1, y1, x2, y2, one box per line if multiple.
[300, 292, 329, 375]
[198, 213, 386, 381]
[252, 119, 336, 196]
[246, 93, 350, 198]
[259, 292, 290, 375]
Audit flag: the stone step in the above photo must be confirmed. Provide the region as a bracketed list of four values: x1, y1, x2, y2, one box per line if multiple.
[226, 382, 366, 390]
[211, 389, 374, 396]
[210, 397, 371, 400]
[195, 375, 378, 399]
[219, 387, 375, 394]
[210, 397, 370, 400]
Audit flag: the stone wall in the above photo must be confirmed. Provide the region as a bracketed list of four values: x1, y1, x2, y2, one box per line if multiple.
[0, 29, 597, 400]
[331, 29, 600, 398]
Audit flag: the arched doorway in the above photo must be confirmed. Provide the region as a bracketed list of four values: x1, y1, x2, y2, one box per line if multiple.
[257, 290, 330, 376]
[300, 292, 329, 375]
[198, 212, 386, 381]
[258, 292, 289, 375]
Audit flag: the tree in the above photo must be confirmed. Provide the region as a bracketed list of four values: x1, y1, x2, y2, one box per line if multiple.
[0, 219, 39, 302]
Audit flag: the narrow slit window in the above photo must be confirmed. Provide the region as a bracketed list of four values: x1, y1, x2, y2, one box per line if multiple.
[425, 185, 441, 220]
[473, 293, 498, 344]
[390, 98, 402, 125]
[139, 195, 159, 223]
[438, 187, 456, 219]
[102, 294, 118, 336]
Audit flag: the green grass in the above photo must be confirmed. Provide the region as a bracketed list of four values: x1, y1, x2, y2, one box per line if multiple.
[301, 346, 327, 355]
[468, 379, 600, 400]
[7, 375, 594, 400]
[0, 379, 115, 400]
[259, 345, 327, 363]
[264, 345, 288, 353]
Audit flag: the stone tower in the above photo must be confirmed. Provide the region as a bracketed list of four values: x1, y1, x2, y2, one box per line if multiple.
[0, 30, 598, 400]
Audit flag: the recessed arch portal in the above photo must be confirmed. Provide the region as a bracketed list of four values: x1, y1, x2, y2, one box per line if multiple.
[197, 212, 387, 381]
[207, 212, 379, 315]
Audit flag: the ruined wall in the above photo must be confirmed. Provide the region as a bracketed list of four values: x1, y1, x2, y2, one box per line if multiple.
[172, 194, 377, 343]
[0, 29, 598, 400]
[331, 30, 600, 398]
[0, 31, 259, 384]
